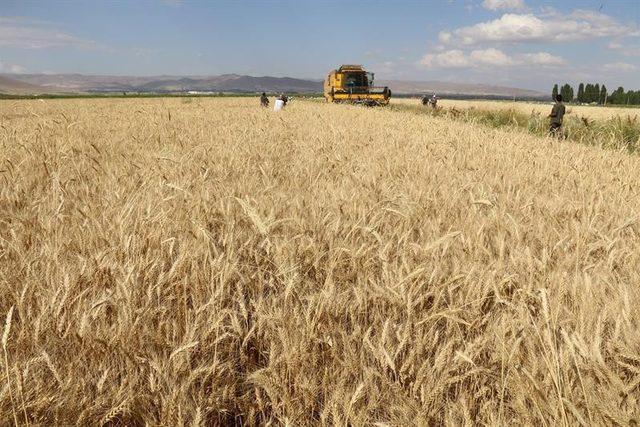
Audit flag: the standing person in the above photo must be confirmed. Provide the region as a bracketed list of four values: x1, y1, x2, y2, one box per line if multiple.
[429, 93, 438, 108]
[548, 94, 566, 138]
[260, 92, 269, 107]
[278, 93, 289, 106]
[421, 94, 429, 106]
[274, 94, 285, 111]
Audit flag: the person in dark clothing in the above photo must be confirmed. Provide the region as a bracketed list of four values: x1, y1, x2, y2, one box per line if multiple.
[260, 92, 269, 107]
[548, 94, 566, 138]
[428, 93, 438, 108]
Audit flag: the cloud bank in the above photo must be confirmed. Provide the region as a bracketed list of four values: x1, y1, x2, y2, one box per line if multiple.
[481, 0, 526, 12]
[419, 48, 564, 69]
[0, 17, 96, 49]
[438, 10, 638, 46]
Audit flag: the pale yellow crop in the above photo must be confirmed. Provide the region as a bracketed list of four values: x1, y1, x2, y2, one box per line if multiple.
[1, 97, 638, 425]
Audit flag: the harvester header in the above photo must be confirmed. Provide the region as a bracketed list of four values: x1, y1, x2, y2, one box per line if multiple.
[338, 65, 365, 72]
[324, 64, 391, 106]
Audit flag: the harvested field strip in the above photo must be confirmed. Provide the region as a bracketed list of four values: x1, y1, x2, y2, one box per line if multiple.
[390, 102, 640, 152]
[408, 98, 640, 121]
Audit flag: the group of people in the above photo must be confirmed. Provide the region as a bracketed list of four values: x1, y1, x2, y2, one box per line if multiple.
[421, 93, 438, 108]
[258, 90, 567, 138]
[419, 92, 567, 138]
[260, 92, 288, 108]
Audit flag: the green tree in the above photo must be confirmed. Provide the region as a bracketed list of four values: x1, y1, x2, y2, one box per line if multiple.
[610, 86, 625, 104]
[617, 87, 625, 104]
[554, 82, 640, 105]
[584, 83, 593, 102]
[559, 83, 574, 102]
[623, 90, 632, 105]
[589, 84, 598, 103]
[577, 83, 584, 103]
[569, 85, 574, 102]
[625, 90, 634, 105]
[600, 85, 607, 105]
[593, 84, 600, 103]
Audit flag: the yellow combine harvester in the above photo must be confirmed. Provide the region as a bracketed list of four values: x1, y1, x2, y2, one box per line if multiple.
[324, 65, 391, 106]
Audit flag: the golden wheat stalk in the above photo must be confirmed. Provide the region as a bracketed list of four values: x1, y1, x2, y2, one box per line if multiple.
[0, 97, 638, 425]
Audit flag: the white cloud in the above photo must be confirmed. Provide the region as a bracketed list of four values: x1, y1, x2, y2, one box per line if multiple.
[603, 62, 637, 72]
[439, 10, 638, 46]
[518, 52, 565, 66]
[0, 17, 96, 49]
[8, 64, 26, 73]
[608, 41, 640, 57]
[420, 50, 470, 68]
[482, 0, 526, 11]
[419, 48, 564, 69]
[470, 48, 515, 66]
[569, 9, 617, 29]
[438, 32, 452, 44]
[538, 6, 561, 18]
[0, 60, 26, 73]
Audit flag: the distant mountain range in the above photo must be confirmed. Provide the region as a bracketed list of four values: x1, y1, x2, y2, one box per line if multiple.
[1, 74, 321, 94]
[0, 75, 50, 94]
[0, 73, 546, 98]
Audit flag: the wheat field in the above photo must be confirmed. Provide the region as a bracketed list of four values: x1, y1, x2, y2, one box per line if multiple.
[1, 97, 640, 425]
[393, 98, 640, 120]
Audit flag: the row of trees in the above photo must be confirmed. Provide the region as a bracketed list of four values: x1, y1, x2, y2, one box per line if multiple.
[551, 83, 640, 105]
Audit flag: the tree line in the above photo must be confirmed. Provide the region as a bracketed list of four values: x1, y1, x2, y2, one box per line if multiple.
[551, 83, 640, 105]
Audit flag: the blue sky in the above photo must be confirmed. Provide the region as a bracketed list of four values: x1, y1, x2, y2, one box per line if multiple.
[1, 0, 638, 90]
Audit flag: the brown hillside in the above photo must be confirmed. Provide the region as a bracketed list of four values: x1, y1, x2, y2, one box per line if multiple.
[0, 75, 48, 94]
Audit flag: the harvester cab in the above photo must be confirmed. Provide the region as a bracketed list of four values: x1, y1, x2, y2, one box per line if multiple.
[324, 65, 391, 106]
